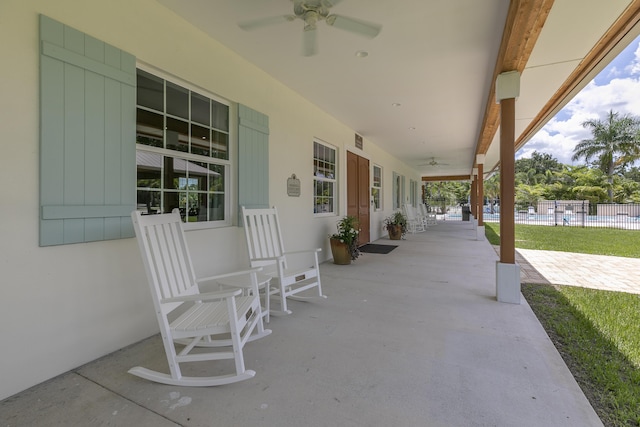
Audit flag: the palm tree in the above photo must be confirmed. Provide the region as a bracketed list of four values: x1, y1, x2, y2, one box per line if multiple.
[572, 110, 640, 202]
[484, 173, 500, 214]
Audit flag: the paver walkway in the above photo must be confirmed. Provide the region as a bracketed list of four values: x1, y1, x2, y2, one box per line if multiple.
[495, 246, 640, 294]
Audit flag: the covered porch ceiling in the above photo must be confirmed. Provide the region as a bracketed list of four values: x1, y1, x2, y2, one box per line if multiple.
[157, 0, 640, 179]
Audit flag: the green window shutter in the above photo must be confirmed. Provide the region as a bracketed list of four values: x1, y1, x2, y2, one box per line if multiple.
[238, 104, 269, 222]
[39, 15, 136, 246]
[392, 172, 399, 210]
[401, 175, 406, 207]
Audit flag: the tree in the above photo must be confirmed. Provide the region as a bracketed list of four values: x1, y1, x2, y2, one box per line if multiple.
[484, 174, 500, 213]
[515, 184, 545, 210]
[572, 110, 640, 202]
[516, 151, 562, 181]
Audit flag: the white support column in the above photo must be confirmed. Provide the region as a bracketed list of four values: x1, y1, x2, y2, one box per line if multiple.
[495, 71, 521, 304]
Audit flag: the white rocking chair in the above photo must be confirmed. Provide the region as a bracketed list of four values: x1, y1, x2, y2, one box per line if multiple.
[403, 204, 426, 233]
[241, 206, 326, 315]
[419, 203, 437, 226]
[130, 210, 271, 386]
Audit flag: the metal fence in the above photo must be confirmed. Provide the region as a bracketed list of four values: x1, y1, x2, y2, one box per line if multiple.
[443, 201, 640, 230]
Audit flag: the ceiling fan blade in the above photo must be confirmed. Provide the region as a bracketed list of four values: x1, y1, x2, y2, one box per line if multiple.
[238, 15, 295, 31]
[326, 14, 382, 38]
[302, 25, 318, 56]
[322, 0, 344, 7]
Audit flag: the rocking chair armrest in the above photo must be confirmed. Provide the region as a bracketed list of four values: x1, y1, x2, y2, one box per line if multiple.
[251, 255, 286, 263]
[282, 248, 322, 256]
[162, 288, 242, 303]
[195, 267, 263, 285]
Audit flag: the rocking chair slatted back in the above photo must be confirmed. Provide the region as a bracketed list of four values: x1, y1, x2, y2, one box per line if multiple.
[133, 210, 199, 315]
[243, 207, 285, 267]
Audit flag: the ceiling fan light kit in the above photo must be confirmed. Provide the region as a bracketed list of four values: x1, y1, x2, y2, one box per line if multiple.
[238, 0, 382, 56]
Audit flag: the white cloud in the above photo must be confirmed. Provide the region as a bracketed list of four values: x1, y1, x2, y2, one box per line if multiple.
[626, 42, 640, 76]
[521, 59, 640, 165]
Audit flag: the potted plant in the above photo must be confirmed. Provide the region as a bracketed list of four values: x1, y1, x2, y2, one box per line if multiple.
[329, 216, 360, 264]
[383, 211, 407, 240]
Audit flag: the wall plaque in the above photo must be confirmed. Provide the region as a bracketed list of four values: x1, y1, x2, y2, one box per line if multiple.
[287, 174, 301, 197]
[355, 134, 363, 150]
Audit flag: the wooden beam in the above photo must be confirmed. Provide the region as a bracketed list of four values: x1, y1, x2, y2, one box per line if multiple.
[500, 98, 516, 265]
[477, 162, 484, 226]
[421, 175, 470, 182]
[474, 0, 554, 158]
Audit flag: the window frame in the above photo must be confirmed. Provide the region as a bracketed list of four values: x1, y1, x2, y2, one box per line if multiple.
[313, 139, 337, 217]
[372, 164, 383, 212]
[135, 65, 233, 230]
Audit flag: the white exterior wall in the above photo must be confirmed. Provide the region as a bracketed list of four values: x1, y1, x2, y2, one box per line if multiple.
[0, 0, 421, 400]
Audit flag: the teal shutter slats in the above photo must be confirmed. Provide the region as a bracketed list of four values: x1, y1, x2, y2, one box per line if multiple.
[39, 15, 135, 246]
[392, 172, 399, 210]
[238, 104, 269, 222]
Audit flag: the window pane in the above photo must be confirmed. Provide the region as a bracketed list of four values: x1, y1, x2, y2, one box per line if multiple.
[191, 93, 210, 126]
[212, 101, 229, 131]
[209, 193, 225, 221]
[191, 124, 210, 156]
[373, 165, 381, 187]
[136, 109, 163, 148]
[211, 130, 229, 160]
[372, 188, 380, 210]
[136, 189, 161, 215]
[208, 164, 225, 191]
[166, 117, 188, 152]
[183, 192, 206, 223]
[163, 190, 180, 214]
[166, 82, 188, 119]
[163, 157, 187, 190]
[187, 161, 209, 193]
[137, 70, 163, 111]
[136, 151, 162, 188]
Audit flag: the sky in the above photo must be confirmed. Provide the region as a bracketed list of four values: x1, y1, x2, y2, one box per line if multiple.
[517, 34, 640, 165]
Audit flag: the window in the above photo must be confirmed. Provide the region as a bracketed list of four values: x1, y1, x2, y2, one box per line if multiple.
[313, 141, 336, 215]
[135, 69, 230, 225]
[372, 164, 382, 211]
[392, 173, 407, 210]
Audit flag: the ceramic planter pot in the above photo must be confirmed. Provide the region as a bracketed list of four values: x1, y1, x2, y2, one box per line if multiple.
[330, 238, 351, 265]
[387, 225, 402, 240]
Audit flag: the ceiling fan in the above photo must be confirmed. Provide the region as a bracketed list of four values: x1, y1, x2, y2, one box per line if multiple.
[238, 0, 382, 56]
[418, 157, 450, 167]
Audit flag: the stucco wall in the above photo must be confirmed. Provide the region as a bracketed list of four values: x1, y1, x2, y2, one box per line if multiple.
[0, 0, 420, 400]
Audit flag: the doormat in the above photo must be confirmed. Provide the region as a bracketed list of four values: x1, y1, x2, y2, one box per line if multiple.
[358, 244, 398, 254]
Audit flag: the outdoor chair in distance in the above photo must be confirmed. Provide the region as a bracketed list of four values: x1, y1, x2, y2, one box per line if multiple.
[241, 206, 326, 316]
[403, 204, 426, 233]
[419, 203, 437, 226]
[130, 209, 271, 386]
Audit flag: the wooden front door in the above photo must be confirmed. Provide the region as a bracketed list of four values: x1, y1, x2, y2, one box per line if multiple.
[347, 151, 370, 245]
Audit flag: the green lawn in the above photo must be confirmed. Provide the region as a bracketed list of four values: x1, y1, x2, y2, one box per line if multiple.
[522, 284, 640, 426]
[485, 222, 640, 425]
[484, 222, 640, 258]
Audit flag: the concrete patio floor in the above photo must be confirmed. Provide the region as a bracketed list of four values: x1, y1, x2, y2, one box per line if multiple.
[0, 221, 603, 426]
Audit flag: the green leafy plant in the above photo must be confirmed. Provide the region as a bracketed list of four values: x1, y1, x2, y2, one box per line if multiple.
[383, 211, 408, 238]
[330, 216, 361, 260]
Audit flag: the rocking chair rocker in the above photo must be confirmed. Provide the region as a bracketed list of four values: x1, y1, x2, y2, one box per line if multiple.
[130, 209, 271, 386]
